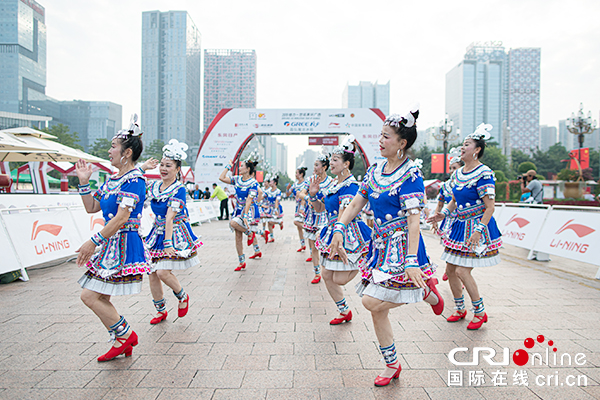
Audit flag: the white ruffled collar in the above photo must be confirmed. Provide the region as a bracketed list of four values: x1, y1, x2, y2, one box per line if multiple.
[324, 175, 357, 196]
[149, 180, 184, 201]
[453, 164, 494, 190]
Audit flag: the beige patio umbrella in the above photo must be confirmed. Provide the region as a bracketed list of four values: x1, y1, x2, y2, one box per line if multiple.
[0, 131, 56, 152]
[0, 126, 57, 139]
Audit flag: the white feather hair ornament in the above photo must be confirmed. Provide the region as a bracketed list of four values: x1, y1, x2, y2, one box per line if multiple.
[467, 123, 493, 141]
[244, 150, 261, 164]
[383, 103, 419, 128]
[114, 113, 143, 139]
[162, 139, 188, 161]
[413, 158, 424, 169]
[332, 134, 356, 155]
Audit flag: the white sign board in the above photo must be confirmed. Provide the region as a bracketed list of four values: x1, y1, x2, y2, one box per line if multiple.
[495, 206, 550, 249]
[532, 209, 600, 265]
[1, 208, 83, 268]
[0, 221, 21, 275]
[194, 108, 386, 186]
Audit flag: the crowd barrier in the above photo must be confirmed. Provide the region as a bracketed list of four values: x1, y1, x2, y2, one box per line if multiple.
[0, 194, 221, 281]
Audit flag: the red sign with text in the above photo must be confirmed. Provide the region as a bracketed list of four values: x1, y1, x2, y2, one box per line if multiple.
[308, 137, 338, 146]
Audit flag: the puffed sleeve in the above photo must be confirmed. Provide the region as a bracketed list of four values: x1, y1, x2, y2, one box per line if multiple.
[117, 178, 145, 211]
[92, 184, 104, 202]
[248, 182, 258, 198]
[398, 168, 426, 213]
[168, 186, 187, 213]
[358, 165, 375, 199]
[477, 169, 496, 199]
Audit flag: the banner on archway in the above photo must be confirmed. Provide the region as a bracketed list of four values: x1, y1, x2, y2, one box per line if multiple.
[194, 108, 386, 186]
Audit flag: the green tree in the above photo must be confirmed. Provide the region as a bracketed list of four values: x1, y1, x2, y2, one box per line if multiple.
[144, 139, 165, 160]
[518, 161, 537, 174]
[511, 150, 531, 174]
[494, 170, 507, 182]
[412, 146, 435, 180]
[482, 146, 508, 175]
[89, 138, 111, 160]
[531, 143, 570, 179]
[589, 149, 599, 180]
[41, 123, 83, 150]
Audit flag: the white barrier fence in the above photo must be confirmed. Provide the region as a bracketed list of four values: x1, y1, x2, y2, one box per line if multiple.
[0, 194, 221, 281]
[494, 203, 600, 278]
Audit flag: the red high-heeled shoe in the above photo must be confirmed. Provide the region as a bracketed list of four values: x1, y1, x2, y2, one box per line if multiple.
[178, 294, 189, 318]
[374, 361, 401, 387]
[311, 275, 321, 284]
[267, 237, 275, 243]
[330, 310, 352, 325]
[305, 257, 312, 262]
[280, 222, 284, 230]
[234, 262, 246, 271]
[263, 231, 269, 244]
[296, 246, 306, 252]
[97, 331, 138, 362]
[249, 252, 262, 259]
[247, 232, 256, 246]
[442, 273, 448, 281]
[446, 309, 467, 322]
[424, 278, 444, 316]
[467, 313, 487, 330]
[150, 311, 167, 325]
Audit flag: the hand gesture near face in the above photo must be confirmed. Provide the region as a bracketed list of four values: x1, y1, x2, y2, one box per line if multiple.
[141, 157, 159, 172]
[75, 159, 93, 184]
[308, 175, 319, 197]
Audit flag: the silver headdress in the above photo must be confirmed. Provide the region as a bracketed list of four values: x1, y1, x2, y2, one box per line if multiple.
[383, 104, 419, 129]
[332, 135, 356, 155]
[162, 139, 188, 161]
[466, 123, 492, 141]
[114, 114, 143, 139]
[449, 147, 462, 165]
[244, 150, 261, 164]
[316, 153, 329, 163]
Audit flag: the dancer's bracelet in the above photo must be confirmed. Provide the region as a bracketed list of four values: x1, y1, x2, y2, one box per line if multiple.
[405, 254, 419, 269]
[78, 183, 91, 196]
[225, 164, 232, 170]
[474, 222, 486, 234]
[441, 207, 450, 217]
[333, 222, 346, 233]
[90, 232, 106, 246]
[309, 195, 318, 202]
[163, 239, 173, 248]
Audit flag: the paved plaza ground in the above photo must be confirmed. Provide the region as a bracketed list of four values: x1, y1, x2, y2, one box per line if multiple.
[1, 202, 599, 400]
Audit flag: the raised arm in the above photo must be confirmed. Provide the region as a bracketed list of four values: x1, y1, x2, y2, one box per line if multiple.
[219, 160, 234, 185]
[75, 159, 101, 214]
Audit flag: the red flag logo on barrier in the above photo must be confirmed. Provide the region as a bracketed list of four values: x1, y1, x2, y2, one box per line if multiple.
[505, 214, 530, 228]
[555, 219, 595, 238]
[31, 220, 62, 240]
[90, 216, 105, 230]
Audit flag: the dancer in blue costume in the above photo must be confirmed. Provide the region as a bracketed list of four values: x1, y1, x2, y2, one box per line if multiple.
[219, 155, 263, 271]
[431, 148, 463, 281]
[330, 110, 445, 387]
[428, 123, 502, 330]
[75, 114, 151, 362]
[139, 140, 202, 325]
[312, 136, 371, 325]
[299, 155, 334, 284]
[265, 176, 284, 242]
[286, 167, 308, 252]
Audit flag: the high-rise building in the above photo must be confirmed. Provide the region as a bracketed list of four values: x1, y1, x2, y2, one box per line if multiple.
[507, 48, 541, 153]
[203, 49, 256, 134]
[445, 42, 540, 154]
[557, 119, 572, 151]
[539, 125, 557, 151]
[141, 10, 201, 148]
[342, 81, 390, 117]
[296, 149, 320, 172]
[445, 42, 507, 144]
[0, 0, 47, 115]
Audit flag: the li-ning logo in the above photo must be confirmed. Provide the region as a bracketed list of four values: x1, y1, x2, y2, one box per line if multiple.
[31, 220, 62, 240]
[554, 219, 595, 238]
[90, 216, 105, 230]
[449, 335, 586, 367]
[505, 214, 530, 228]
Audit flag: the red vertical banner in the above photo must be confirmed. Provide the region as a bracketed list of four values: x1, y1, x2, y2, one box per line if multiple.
[431, 154, 451, 174]
[256, 170, 264, 183]
[569, 148, 589, 170]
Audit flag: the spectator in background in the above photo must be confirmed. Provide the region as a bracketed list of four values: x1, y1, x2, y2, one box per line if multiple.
[203, 187, 211, 199]
[211, 183, 230, 220]
[192, 185, 201, 200]
[521, 170, 543, 204]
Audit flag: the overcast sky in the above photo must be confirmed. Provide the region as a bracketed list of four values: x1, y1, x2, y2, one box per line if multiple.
[45, 0, 600, 175]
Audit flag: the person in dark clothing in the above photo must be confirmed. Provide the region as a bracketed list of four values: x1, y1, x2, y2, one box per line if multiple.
[203, 187, 211, 199]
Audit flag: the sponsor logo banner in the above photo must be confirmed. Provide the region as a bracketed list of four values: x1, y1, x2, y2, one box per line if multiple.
[494, 206, 549, 249]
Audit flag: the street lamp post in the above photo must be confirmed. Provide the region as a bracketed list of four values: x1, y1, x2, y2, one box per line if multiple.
[432, 115, 459, 180]
[566, 103, 597, 168]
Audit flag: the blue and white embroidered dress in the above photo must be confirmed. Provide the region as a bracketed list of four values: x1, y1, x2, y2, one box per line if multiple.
[231, 175, 261, 232]
[144, 180, 202, 271]
[355, 159, 436, 304]
[291, 179, 309, 223]
[315, 176, 371, 271]
[78, 169, 152, 296]
[441, 164, 502, 267]
[302, 175, 334, 241]
[266, 187, 283, 224]
[436, 176, 457, 239]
